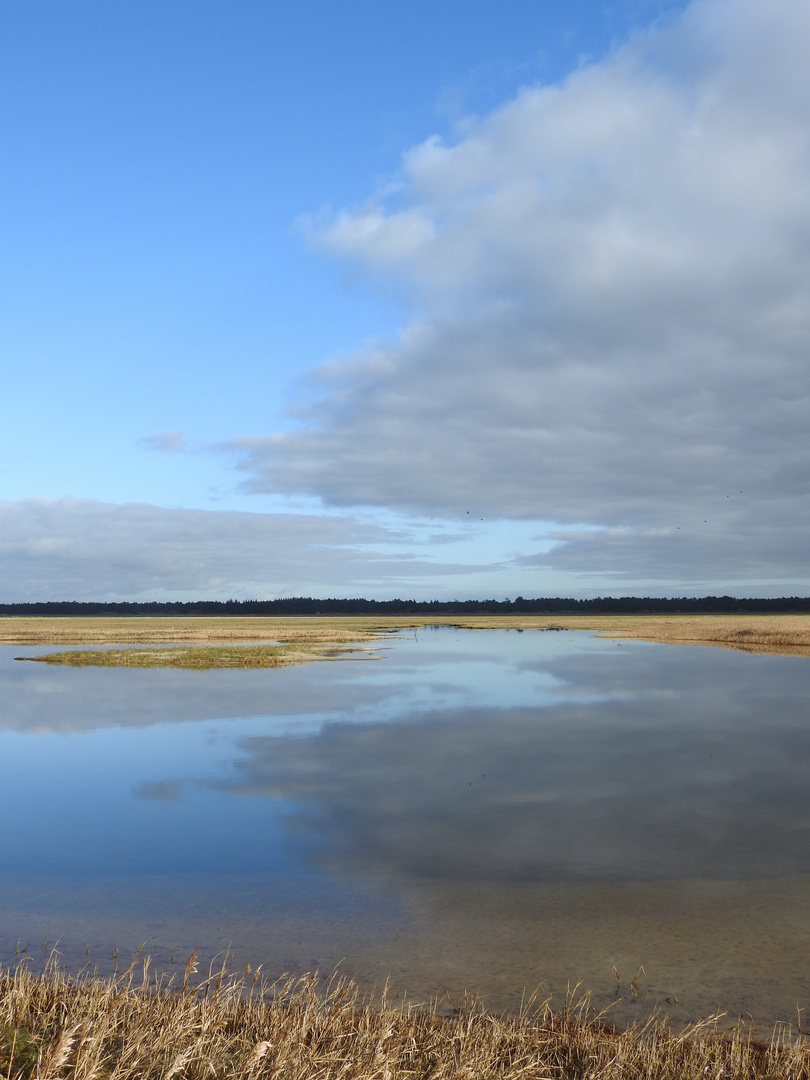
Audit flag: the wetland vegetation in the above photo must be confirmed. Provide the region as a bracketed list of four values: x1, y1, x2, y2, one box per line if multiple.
[3, 612, 810, 667]
[15, 643, 375, 669]
[3, 959, 810, 1080]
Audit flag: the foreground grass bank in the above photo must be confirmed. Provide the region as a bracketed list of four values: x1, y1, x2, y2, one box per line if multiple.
[2, 613, 810, 668]
[2, 961, 808, 1080]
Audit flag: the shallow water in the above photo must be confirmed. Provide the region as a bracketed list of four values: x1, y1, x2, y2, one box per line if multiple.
[2, 626, 809, 1029]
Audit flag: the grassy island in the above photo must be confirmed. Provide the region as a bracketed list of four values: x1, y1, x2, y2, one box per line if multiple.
[14, 642, 375, 670]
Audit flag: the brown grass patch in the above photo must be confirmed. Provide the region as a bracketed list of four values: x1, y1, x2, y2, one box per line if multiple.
[15, 643, 376, 670]
[583, 614, 810, 656]
[0, 616, 395, 648]
[1, 957, 808, 1080]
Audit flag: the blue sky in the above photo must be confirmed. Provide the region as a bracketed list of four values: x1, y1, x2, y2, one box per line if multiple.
[3, 0, 809, 601]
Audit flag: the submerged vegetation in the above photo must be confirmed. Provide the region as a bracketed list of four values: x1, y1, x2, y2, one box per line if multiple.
[2, 959, 809, 1080]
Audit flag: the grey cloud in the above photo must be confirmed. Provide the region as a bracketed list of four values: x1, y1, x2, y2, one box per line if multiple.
[138, 431, 187, 453]
[538, 512, 810, 587]
[523, 498, 810, 589]
[228, 0, 810, 586]
[0, 498, 492, 601]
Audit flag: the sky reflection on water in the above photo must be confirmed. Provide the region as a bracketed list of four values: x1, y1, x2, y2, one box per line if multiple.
[1, 627, 809, 1026]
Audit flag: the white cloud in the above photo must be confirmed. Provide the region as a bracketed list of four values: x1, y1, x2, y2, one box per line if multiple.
[0, 499, 526, 601]
[316, 206, 435, 265]
[228, 0, 810, 588]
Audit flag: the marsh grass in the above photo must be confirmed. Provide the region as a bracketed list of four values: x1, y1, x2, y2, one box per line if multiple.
[16, 642, 375, 670]
[0, 617, 394, 648]
[1, 956, 809, 1080]
[3, 613, 810, 663]
[588, 614, 810, 656]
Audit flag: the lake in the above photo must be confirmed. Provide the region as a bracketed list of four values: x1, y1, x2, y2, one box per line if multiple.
[2, 625, 809, 1029]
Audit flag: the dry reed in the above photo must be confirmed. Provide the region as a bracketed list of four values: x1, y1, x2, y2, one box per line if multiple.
[1, 956, 808, 1080]
[15, 643, 375, 670]
[0, 617, 395, 649]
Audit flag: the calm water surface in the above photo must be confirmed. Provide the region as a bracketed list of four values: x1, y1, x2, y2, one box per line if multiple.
[2, 627, 810, 1028]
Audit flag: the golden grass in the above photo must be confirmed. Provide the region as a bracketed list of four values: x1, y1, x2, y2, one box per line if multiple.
[16, 643, 375, 670]
[1, 617, 394, 670]
[1, 958, 808, 1080]
[3, 614, 810, 667]
[0, 617, 392, 648]
[583, 613, 810, 656]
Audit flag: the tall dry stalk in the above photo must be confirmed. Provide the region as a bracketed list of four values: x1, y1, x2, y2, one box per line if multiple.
[1, 958, 810, 1080]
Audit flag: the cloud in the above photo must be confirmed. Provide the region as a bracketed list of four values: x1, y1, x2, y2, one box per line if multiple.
[0, 498, 507, 601]
[535, 512, 810, 588]
[228, 0, 810, 587]
[138, 431, 188, 453]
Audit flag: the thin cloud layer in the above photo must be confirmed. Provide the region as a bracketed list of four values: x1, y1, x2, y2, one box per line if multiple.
[230, 0, 810, 586]
[0, 498, 490, 601]
[138, 431, 188, 453]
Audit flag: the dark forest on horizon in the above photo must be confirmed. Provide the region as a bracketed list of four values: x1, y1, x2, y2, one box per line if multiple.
[1, 596, 810, 616]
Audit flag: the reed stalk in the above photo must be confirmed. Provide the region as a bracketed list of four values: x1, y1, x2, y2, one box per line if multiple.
[1, 957, 808, 1080]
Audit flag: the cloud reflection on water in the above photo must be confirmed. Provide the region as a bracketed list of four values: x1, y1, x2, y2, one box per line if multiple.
[1, 629, 580, 734]
[220, 644, 810, 884]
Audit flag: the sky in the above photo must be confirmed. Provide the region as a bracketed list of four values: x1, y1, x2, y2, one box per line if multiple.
[2, 0, 809, 602]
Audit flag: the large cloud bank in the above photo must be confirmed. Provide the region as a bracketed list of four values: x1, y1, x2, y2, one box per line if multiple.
[0, 498, 477, 601]
[231, 0, 810, 585]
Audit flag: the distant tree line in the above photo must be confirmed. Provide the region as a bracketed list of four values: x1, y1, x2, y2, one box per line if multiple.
[1, 595, 810, 616]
